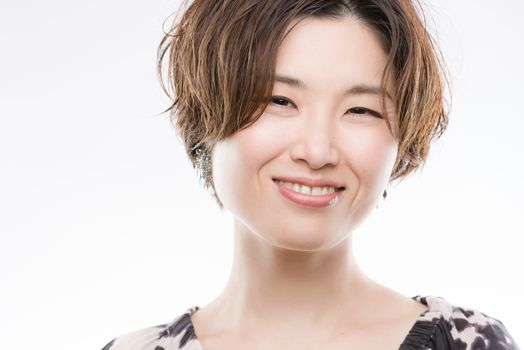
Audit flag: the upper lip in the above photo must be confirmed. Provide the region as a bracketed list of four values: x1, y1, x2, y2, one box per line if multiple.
[272, 176, 345, 189]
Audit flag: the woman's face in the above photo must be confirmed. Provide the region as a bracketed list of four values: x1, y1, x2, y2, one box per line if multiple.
[212, 16, 398, 251]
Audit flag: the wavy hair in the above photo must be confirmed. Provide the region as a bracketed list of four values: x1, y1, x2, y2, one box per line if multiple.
[157, 0, 450, 206]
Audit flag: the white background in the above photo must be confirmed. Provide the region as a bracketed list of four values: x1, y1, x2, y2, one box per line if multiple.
[1, 0, 523, 348]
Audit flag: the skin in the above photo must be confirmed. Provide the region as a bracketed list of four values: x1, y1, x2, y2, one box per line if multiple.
[192, 16, 428, 349]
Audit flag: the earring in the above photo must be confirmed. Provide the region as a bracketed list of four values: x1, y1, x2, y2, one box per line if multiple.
[194, 147, 215, 196]
[376, 189, 388, 209]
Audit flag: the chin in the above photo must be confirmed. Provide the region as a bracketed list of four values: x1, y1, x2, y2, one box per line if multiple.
[258, 223, 347, 252]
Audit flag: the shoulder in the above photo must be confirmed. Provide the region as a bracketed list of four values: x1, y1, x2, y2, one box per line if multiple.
[415, 295, 519, 350]
[100, 307, 201, 350]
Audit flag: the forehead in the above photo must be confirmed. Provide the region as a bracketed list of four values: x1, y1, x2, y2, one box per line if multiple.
[275, 16, 393, 98]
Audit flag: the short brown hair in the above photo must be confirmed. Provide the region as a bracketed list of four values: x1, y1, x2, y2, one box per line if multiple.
[157, 0, 450, 205]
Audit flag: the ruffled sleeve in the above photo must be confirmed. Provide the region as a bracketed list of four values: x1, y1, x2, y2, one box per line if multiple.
[400, 317, 457, 350]
[405, 295, 520, 350]
[100, 307, 203, 350]
[449, 306, 520, 350]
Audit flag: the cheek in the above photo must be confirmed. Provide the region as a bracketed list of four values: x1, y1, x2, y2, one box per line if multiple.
[228, 124, 279, 174]
[224, 115, 289, 170]
[344, 126, 398, 186]
[212, 121, 281, 206]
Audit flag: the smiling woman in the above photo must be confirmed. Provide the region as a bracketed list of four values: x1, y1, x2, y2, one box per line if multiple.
[101, 1, 518, 349]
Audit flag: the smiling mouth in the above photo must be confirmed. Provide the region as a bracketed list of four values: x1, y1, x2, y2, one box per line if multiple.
[272, 178, 345, 195]
[271, 178, 344, 208]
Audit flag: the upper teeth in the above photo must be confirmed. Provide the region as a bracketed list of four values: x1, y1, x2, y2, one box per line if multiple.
[275, 180, 337, 195]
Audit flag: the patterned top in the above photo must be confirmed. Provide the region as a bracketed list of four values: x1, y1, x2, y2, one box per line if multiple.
[101, 295, 519, 350]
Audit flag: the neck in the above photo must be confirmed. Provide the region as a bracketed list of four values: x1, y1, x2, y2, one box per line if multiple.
[204, 219, 375, 335]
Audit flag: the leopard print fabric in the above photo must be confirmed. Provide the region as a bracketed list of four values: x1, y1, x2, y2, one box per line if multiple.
[102, 295, 519, 350]
[400, 296, 519, 350]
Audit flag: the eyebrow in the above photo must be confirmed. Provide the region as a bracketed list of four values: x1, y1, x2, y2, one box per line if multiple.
[274, 74, 393, 101]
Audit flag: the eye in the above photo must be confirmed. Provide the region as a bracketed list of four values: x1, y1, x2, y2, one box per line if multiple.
[347, 107, 383, 119]
[270, 96, 295, 109]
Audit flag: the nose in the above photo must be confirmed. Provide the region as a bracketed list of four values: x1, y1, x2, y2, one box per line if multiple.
[289, 112, 340, 170]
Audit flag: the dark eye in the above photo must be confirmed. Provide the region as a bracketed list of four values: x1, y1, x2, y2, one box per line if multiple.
[271, 96, 294, 108]
[347, 107, 382, 118]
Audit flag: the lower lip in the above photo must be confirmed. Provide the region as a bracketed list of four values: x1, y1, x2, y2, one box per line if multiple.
[273, 181, 343, 208]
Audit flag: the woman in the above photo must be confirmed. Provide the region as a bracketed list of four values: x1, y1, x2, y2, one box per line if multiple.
[102, 0, 518, 349]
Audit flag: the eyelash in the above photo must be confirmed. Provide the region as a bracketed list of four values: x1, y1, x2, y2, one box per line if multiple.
[270, 96, 383, 118]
